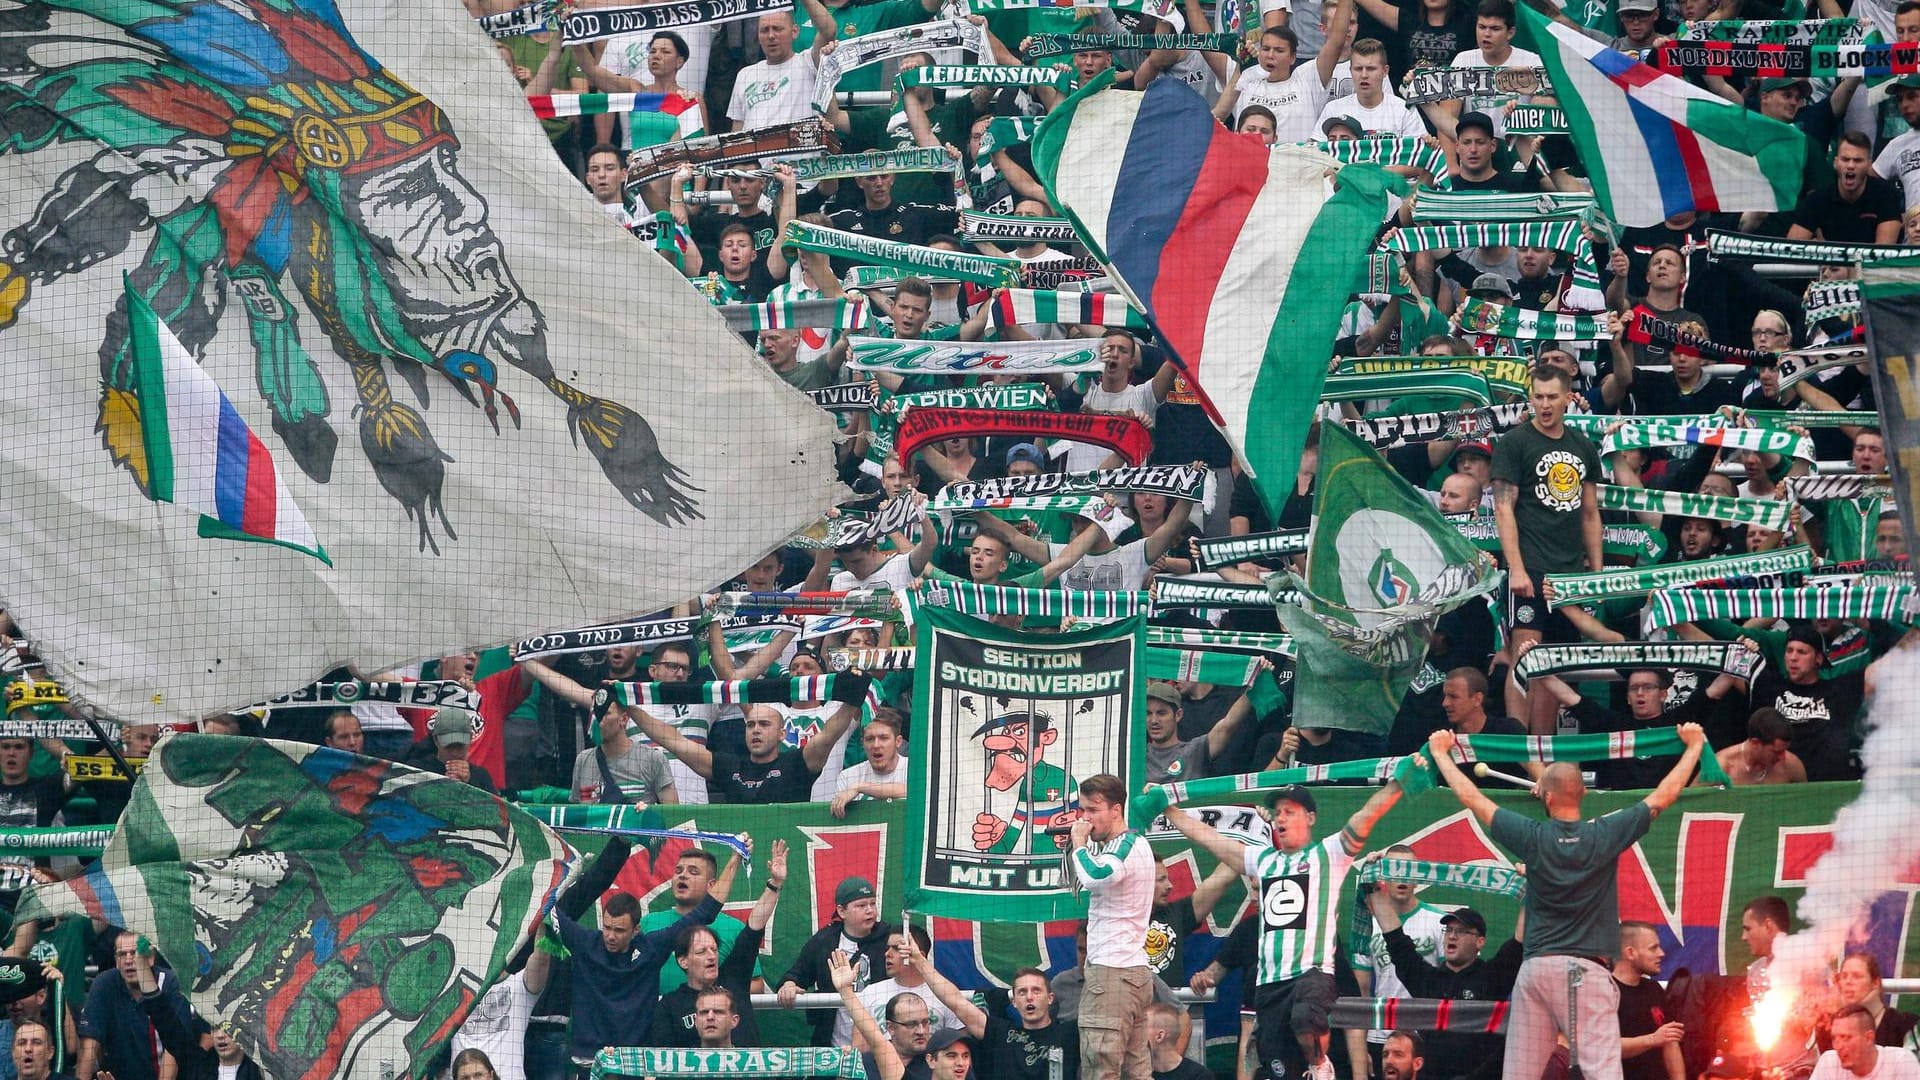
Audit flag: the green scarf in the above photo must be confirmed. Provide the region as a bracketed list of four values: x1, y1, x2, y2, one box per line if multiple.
[1543, 545, 1813, 608]
[592, 1048, 867, 1079]
[1457, 297, 1611, 342]
[1410, 191, 1593, 222]
[910, 581, 1150, 620]
[1319, 369, 1493, 406]
[1145, 647, 1264, 685]
[1598, 419, 1816, 462]
[1336, 355, 1533, 398]
[1596, 483, 1795, 532]
[896, 64, 1075, 95]
[1647, 583, 1915, 629]
[1145, 626, 1297, 654]
[785, 221, 1021, 287]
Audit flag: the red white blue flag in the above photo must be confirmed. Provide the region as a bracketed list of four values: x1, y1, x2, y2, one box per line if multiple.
[128, 280, 329, 564]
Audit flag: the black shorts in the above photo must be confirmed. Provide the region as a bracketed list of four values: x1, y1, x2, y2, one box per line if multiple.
[1506, 588, 1575, 643]
[1252, 970, 1339, 1079]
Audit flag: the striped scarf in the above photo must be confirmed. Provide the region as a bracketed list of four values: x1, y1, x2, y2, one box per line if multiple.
[1705, 229, 1920, 266]
[814, 20, 989, 111]
[895, 64, 1075, 94]
[1305, 137, 1449, 182]
[1543, 545, 1813, 608]
[1410, 191, 1595, 222]
[1599, 419, 1815, 462]
[842, 265, 961, 290]
[784, 221, 1022, 287]
[1804, 280, 1861, 324]
[1452, 516, 1669, 564]
[1597, 483, 1795, 532]
[1457, 298, 1611, 341]
[604, 675, 851, 707]
[991, 288, 1147, 329]
[1514, 640, 1765, 685]
[1343, 400, 1533, 450]
[719, 298, 870, 332]
[1386, 222, 1600, 289]
[590, 1048, 866, 1080]
[1791, 474, 1893, 501]
[1747, 408, 1880, 429]
[960, 211, 1082, 244]
[628, 119, 837, 184]
[1329, 999, 1511, 1034]
[1145, 647, 1263, 685]
[1190, 529, 1308, 569]
[1145, 626, 1296, 654]
[1647, 583, 1915, 629]
[711, 591, 901, 617]
[910, 581, 1150, 619]
[528, 93, 703, 136]
[1319, 369, 1493, 406]
[1414, 727, 1734, 789]
[1625, 305, 1774, 365]
[1024, 32, 1240, 57]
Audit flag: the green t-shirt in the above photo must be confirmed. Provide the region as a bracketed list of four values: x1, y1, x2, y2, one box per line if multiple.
[504, 35, 584, 142]
[1489, 421, 1603, 577]
[922, 564, 1050, 589]
[844, 98, 977, 206]
[1490, 801, 1651, 961]
[643, 909, 763, 993]
[778, 359, 841, 391]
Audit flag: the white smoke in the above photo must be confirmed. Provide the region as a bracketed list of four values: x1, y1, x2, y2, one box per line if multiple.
[1767, 635, 1920, 993]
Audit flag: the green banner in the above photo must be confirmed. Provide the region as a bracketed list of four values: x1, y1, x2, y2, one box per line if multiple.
[907, 605, 1146, 921]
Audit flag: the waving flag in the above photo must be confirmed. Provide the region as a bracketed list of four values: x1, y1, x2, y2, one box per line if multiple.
[128, 282, 328, 565]
[528, 93, 705, 139]
[1272, 425, 1502, 734]
[19, 735, 577, 1080]
[0, 0, 839, 726]
[1518, 3, 1806, 227]
[1031, 75, 1398, 522]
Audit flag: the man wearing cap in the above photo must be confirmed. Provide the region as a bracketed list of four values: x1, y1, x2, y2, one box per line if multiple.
[406, 708, 497, 793]
[1323, 114, 1363, 140]
[1425, 723, 1709, 1080]
[1145, 681, 1257, 784]
[1873, 74, 1920, 214]
[1607, 0, 1666, 52]
[1162, 777, 1409, 1080]
[1066, 772, 1158, 1080]
[1742, 75, 1861, 214]
[1212, 0, 1354, 140]
[776, 875, 896, 1045]
[1735, 627, 1866, 782]
[1364, 885, 1524, 1080]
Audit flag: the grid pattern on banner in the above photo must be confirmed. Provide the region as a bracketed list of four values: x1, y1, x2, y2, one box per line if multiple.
[3, 1, 1920, 1080]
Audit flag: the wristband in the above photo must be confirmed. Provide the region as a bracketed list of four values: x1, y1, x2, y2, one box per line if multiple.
[765, 881, 781, 892]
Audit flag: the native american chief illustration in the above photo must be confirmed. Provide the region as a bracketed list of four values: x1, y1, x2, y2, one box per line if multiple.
[0, 0, 699, 552]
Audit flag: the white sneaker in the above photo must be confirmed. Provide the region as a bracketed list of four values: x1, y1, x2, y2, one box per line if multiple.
[1307, 1057, 1336, 1080]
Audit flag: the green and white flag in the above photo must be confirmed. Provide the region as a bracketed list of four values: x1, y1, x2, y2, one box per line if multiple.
[19, 735, 579, 1080]
[1272, 425, 1502, 735]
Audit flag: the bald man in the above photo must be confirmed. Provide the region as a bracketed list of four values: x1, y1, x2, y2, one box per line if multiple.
[1425, 724, 1708, 1080]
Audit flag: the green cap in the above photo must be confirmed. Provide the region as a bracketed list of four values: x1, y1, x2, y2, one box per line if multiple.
[1757, 77, 1811, 94]
[1893, 73, 1920, 93]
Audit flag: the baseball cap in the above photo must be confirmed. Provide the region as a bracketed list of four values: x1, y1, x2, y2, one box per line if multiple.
[430, 707, 472, 748]
[1441, 907, 1489, 935]
[1469, 273, 1514, 299]
[1453, 439, 1493, 460]
[1006, 442, 1046, 467]
[1146, 683, 1182, 707]
[835, 876, 877, 907]
[1616, 0, 1658, 12]
[927, 1028, 977, 1053]
[1758, 77, 1812, 95]
[1456, 111, 1497, 138]
[1322, 114, 1364, 138]
[1785, 623, 1825, 656]
[1266, 784, 1317, 814]
[1893, 73, 1920, 93]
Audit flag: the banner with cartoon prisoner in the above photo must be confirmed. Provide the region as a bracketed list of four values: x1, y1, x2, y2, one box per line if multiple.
[906, 606, 1145, 921]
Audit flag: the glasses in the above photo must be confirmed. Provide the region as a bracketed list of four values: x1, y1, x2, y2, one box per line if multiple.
[889, 1018, 933, 1029]
[653, 661, 690, 672]
[1752, 326, 1790, 338]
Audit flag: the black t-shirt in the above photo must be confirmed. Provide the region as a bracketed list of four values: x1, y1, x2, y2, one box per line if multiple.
[1508, 272, 1563, 312]
[984, 1015, 1079, 1080]
[1396, 0, 1477, 73]
[1155, 1059, 1214, 1080]
[826, 201, 953, 274]
[1616, 976, 1672, 1080]
[709, 748, 821, 803]
[1624, 369, 1740, 421]
[1448, 170, 1537, 193]
[692, 209, 779, 259]
[1148, 899, 1199, 987]
[1750, 670, 1865, 782]
[1489, 421, 1604, 576]
[1791, 176, 1903, 243]
[864, 1052, 933, 1080]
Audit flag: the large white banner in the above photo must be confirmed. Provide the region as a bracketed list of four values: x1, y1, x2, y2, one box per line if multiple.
[0, 0, 841, 722]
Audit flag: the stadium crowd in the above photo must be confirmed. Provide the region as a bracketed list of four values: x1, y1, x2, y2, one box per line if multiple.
[2, 0, 1919, 1073]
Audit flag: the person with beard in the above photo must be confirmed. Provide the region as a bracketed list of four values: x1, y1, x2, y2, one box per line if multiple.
[1382, 1031, 1426, 1080]
[1508, 246, 1563, 311]
[777, 876, 896, 1046]
[650, 840, 786, 1047]
[1366, 890, 1523, 1080]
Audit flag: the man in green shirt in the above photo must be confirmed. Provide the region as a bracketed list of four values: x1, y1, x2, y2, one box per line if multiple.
[644, 846, 765, 994]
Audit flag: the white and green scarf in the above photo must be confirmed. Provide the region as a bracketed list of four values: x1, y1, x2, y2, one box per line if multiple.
[1457, 297, 1611, 341]
[1598, 419, 1816, 462]
[1410, 190, 1594, 222]
[785, 221, 1021, 287]
[959, 211, 1082, 244]
[719, 298, 870, 332]
[1647, 583, 1915, 629]
[1543, 545, 1813, 608]
[1597, 483, 1795, 532]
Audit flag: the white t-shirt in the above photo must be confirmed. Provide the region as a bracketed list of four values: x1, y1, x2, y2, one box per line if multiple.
[774, 701, 855, 800]
[1316, 92, 1428, 138]
[1049, 538, 1151, 592]
[1059, 383, 1158, 472]
[727, 51, 820, 130]
[1811, 1048, 1920, 1080]
[452, 970, 536, 1080]
[1447, 46, 1544, 135]
[1876, 129, 1920, 213]
[831, 977, 965, 1047]
[628, 702, 717, 804]
[1354, 903, 1448, 1043]
[1230, 63, 1332, 143]
[831, 553, 917, 594]
[837, 755, 908, 796]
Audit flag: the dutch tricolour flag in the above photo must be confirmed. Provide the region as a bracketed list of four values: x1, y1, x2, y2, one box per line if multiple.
[128, 281, 328, 564]
[1519, 3, 1806, 228]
